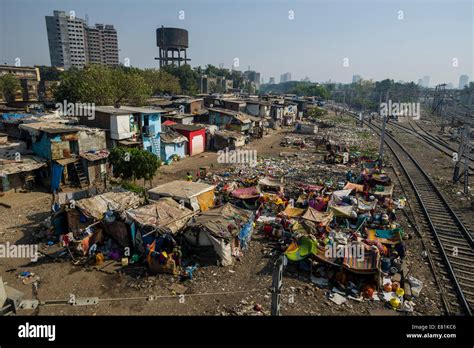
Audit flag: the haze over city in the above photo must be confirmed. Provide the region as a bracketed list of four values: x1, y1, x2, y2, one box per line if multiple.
[1, 0, 472, 85]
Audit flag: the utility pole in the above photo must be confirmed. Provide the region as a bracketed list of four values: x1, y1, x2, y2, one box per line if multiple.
[379, 90, 389, 165]
[271, 255, 285, 316]
[463, 131, 470, 194]
[452, 91, 472, 193]
[342, 91, 346, 116]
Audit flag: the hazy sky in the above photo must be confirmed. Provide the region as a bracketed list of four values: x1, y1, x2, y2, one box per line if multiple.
[0, 0, 472, 85]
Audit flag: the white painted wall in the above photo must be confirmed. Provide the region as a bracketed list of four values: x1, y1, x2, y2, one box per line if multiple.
[110, 115, 133, 140]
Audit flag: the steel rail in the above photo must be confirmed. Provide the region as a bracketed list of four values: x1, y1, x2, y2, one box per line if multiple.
[347, 110, 473, 315]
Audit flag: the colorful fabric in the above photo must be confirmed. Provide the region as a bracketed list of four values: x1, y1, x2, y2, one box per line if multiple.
[344, 182, 364, 192]
[284, 237, 318, 261]
[343, 244, 379, 273]
[283, 205, 306, 218]
[301, 207, 333, 226]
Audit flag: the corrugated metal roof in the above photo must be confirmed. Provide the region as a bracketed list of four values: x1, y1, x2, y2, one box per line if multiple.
[160, 130, 188, 144]
[170, 124, 205, 132]
[0, 155, 46, 176]
[95, 106, 162, 115]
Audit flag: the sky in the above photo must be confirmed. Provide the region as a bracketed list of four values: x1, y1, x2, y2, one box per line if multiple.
[0, 0, 472, 86]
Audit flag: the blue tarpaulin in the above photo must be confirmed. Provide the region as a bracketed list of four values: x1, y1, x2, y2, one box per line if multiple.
[238, 216, 254, 250]
[51, 162, 64, 191]
[2, 113, 30, 120]
[375, 228, 403, 239]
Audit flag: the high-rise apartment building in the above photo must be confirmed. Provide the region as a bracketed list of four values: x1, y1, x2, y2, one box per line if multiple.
[352, 74, 362, 83]
[458, 75, 469, 89]
[244, 70, 261, 90]
[280, 72, 291, 83]
[422, 75, 430, 88]
[86, 24, 119, 66]
[45, 11, 119, 69]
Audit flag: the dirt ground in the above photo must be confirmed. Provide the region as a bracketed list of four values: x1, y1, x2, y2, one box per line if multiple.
[382, 113, 473, 234]
[0, 116, 445, 316]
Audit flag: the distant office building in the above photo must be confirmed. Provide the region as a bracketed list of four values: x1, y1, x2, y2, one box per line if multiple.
[422, 76, 430, 88]
[301, 76, 310, 82]
[459, 75, 469, 89]
[280, 72, 291, 83]
[352, 74, 362, 83]
[200, 75, 233, 94]
[269, 77, 275, 84]
[446, 83, 454, 89]
[417, 79, 423, 86]
[244, 70, 261, 90]
[45, 10, 119, 69]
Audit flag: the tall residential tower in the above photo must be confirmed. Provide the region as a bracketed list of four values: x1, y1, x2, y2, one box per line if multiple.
[45, 11, 119, 69]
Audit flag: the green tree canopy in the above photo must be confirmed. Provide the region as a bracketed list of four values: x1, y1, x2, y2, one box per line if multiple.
[161, 64, 199, 95]
[260, 81, 329, 99]
[0, 73, 21, 103]
[54, 65, 151, 106]
[142, 69, 181, 95]
[109, 147, 161, 183]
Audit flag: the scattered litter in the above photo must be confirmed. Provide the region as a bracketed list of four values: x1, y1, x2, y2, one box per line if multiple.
[18, 272, 40, 285]
[407, 276, 424, 297]
[169, 283, 188, 295]
[310, 276, 329, 287]
[328, 292, 347, 305]
[348, 294, 364, 302]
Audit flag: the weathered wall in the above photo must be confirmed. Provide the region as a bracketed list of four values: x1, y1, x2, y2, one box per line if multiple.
[160, 142, 186, 161]
[32, 133, 53, 160]
[78, 130, 107, 152]
[141, 113, 161, 156]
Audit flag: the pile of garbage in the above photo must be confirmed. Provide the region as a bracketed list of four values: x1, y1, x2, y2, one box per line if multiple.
[198, 138, 420, 312]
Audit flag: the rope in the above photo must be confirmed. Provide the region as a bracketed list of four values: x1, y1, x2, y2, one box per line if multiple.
[38, 288, 269, 307]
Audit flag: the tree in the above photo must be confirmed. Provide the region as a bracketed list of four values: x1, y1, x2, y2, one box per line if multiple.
[112, 67, 151, 106]
[54, 65, 151, 106]
[142, 69, 181, 95]
[161, 64, 199, 95]
[209, 81, 224, 94]
[0, 73, 21, 103]
[260, 81, 329, 98]
[109, 147, 161, 189]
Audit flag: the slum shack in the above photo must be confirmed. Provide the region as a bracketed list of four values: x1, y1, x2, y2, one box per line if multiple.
[49, 191, 142, 266]
[211, 130, 246, 151]
[78, 150, 110, 186]
[295, 122, 318, 135]
[148, 180, 215, 212]
[125, 198, 195, 275]
[159, 130, 187, 164]
[169, 124, 206, 156]
[19, 122, 107, 190]
[0, 156, 47, 193]
[182, 203, 254, 266]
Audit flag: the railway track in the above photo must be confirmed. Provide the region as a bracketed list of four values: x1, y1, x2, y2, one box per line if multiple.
[348, 111, 474, 315]
[382, 120, 474, 173]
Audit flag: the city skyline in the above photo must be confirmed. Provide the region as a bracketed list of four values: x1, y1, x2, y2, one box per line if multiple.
[0, 0, 472, 86]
